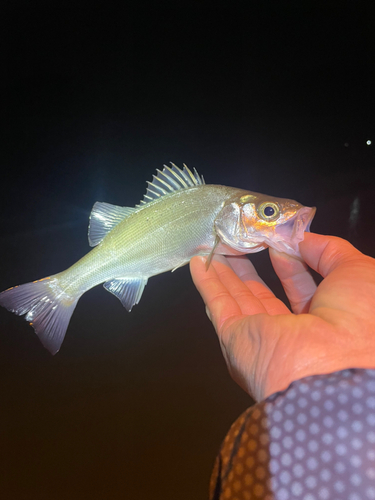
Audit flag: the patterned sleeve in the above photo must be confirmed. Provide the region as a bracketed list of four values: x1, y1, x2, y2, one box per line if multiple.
[210, 369, 375, 500]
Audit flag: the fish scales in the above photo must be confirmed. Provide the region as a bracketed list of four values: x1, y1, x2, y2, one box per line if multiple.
[57, 184, 245, 296]
[0, 163, 315, 354]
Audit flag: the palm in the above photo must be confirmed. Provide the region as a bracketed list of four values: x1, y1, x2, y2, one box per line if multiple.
[190, 233, 375, 401]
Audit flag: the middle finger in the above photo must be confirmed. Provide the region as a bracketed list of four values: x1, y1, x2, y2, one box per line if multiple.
[216, 255, 291, 316]
[269, 248, 318, 314]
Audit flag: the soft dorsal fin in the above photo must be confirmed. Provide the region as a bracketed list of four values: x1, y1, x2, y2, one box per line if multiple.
[137, 162, 205, 206]
[88, 202, 135, 247]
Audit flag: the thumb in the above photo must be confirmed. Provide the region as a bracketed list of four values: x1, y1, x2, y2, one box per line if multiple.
[299, 232, 362, 277]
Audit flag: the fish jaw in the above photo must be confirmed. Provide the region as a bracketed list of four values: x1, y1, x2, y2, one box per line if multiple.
[265, 206, 316, 258]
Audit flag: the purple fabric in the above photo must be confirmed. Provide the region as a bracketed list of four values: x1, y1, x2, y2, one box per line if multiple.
[210, 369, 375, 499]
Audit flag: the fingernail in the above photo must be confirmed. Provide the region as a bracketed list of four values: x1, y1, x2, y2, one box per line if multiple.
[205, 306, 212, 321]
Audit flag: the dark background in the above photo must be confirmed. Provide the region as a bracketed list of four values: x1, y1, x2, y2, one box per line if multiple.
[2, 2, 375, 499]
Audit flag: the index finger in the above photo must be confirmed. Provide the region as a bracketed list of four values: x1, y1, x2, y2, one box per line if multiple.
[226, 255, 291, 316]
[190, 254, 289, 333]
[190, 255, 247, 332]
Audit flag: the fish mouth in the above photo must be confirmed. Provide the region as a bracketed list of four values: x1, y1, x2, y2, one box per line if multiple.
[270, 206, 316, 258]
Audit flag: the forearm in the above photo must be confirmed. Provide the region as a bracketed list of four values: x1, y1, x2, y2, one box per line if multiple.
[210, 368, 375, 499]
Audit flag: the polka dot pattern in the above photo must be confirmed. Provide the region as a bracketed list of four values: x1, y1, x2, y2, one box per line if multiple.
[210, 369, 375, 499]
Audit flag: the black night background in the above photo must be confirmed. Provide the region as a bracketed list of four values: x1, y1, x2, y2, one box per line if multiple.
[2, 2, 375, 499]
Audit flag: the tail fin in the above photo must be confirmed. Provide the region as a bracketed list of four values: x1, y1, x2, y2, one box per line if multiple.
[0, 276, 80, 354]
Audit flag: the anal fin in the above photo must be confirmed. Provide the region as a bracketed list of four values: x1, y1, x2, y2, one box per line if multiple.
[103, 277, 148, 312]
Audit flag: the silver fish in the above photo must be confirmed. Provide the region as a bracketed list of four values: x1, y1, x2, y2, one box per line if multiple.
[0, 163, 315, 354]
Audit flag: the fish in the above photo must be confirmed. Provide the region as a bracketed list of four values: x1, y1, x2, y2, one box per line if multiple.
[0, 163, 315, 354]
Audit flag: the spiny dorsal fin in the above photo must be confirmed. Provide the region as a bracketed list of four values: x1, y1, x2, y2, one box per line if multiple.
[88, 202, 135, 247]
[137, 163, 205, 206]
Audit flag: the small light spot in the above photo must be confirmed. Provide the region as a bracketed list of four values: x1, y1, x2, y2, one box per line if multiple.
[367, 140, 372, 145]
[294, 446, 305, 460]
[224, 486, 232, 498]
[244, 473, 253, 485]
[252, 408, 261, 420]
[273, 410, 283, 422]
[259, 433, 269, 445]
[253, 483, 265, 497]
[250, 424, 259, 435]
[270, 442, 281, 456]
[257, 449, 268, 463]
[293, 463, 304, 478]
[305, 475, 317, 488]
[281, 452, 292, 466]
[248, 439, 258, 451]
[334, 480, 345, 492]
[279, 470, 291, 484]
[233, 480, 241, 492]
[350, 472, 362, 486]
[235, 463, 244, 475]
[256, 466, 266, 480]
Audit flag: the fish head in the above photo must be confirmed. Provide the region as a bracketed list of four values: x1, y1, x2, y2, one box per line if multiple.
[214, 192, 316, 258]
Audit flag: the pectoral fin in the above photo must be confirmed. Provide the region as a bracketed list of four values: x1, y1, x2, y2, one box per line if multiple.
[171, 261, 188, 272]
[103, 277, 148, 312]
[205, 235, 220, 270]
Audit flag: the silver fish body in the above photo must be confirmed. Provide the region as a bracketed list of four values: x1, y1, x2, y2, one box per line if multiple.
[0, 164, 315, 354]
[59, 184, 247, 297]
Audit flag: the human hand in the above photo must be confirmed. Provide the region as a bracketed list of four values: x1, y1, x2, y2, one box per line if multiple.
[190, 233, 375, 401]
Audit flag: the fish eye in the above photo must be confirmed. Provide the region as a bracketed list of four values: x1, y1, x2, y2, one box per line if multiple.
[264, 206, 275, 217]
[258, 202, 280, 220]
